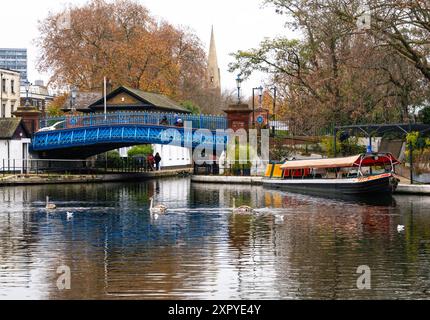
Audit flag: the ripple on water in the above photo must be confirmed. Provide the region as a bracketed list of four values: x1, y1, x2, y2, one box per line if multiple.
[0, 180, 430, 299]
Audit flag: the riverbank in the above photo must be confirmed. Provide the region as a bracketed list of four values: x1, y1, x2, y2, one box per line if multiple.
[191, 175, 264, 185]
[396, 184, 430, 195]
[0, 168, 193, 186]
[191, 175, 430, 195]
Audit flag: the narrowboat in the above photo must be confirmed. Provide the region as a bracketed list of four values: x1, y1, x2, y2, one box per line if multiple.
[263, 153, 400, 196]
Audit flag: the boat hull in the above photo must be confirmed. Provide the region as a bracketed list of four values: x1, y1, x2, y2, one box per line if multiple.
[263, 174, 399, 196]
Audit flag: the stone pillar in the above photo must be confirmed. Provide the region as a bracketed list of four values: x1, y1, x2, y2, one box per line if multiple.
[223, 104, 252, 132]
[12, 101, 42, 135]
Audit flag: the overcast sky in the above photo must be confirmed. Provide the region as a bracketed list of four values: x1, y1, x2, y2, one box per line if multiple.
[1, 0, 294, 96]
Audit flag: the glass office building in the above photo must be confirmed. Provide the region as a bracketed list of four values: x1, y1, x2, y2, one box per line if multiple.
[0, 48, 28, 83]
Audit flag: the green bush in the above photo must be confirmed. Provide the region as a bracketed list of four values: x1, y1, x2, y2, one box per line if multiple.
[419, 106, 430, 125]
[99, 151, 122, 168]
[322, 134, 366, 157]
[228, 143, 254, 173]
[181, 100, 201, 115]
[127, 145, 154, 158]
[270, 137, 293, 161]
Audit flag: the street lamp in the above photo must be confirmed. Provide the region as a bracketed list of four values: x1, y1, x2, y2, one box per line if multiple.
[25, 81, 32, 105]
[70, 86, 77, 113]
[252, 86, 264, 127]
[0, 73, 3, 116]
[271, 87, 277, 136]
[236, 74, 242, 104]
[257, 86, 263, 107]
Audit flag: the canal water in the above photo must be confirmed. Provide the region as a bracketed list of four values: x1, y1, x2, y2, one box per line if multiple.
[0, 178, 430, 300]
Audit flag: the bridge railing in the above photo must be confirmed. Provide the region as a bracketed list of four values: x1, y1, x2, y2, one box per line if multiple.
[39, 111, 228, 132]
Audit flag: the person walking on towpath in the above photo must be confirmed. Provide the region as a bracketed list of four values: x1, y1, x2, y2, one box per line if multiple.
[147, 154, 155, 171]
[154, 153, 162, 171]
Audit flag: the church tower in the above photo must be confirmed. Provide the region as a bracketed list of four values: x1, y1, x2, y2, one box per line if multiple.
[207, 26, 221, 95]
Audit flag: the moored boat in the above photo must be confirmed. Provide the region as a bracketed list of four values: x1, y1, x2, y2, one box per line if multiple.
[263, 153, 400, 196]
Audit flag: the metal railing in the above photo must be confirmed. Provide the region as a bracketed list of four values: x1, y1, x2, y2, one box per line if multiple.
[269, 119, 334, 137]
[39, 111, 228, 132]
[194, 160, 269, 177]
[1, 158, 153, 176]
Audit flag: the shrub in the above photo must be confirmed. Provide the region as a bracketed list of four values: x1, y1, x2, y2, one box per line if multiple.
[322, 134, 366, 157]
[419, 106, 430, 125]
[127, 145, 154, 158]
[181, 101, 201, 115]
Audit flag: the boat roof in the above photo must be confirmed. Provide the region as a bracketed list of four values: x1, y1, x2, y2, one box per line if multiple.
[280, 153, 400, 170]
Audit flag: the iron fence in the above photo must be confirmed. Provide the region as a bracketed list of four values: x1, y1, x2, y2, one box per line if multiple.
[1, 158, 152, 175]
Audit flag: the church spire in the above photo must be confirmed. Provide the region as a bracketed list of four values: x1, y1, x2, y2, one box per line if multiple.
[207, 26, 221, 94]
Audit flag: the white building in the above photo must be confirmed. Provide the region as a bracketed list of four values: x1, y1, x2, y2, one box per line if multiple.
[19, 80, 54, 116]
[119, 145, 192, 169]
[0, 118, 31, 172]
[153, 145, 192, 169]
[0, 68, 20, 118]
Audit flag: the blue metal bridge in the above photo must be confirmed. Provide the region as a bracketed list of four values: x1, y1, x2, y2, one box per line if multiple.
[32, 112, 229, 158]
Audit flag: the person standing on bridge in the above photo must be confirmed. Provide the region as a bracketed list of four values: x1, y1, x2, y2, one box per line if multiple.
[154, 153, 162, 171]
[160, 116, 169, 126]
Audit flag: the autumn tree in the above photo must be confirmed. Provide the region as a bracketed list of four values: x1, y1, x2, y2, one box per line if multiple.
[230, 0, 430, 134]
[334, 0, 430, 81]
[46, 94, 68, 117]
[37, 0, 219, 113]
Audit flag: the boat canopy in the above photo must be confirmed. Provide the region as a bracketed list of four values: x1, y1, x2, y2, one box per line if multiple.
[280, 153, 400, 170]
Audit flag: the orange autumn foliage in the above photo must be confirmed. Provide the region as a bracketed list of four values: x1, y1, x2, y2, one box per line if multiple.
[37, 0, 208, 105]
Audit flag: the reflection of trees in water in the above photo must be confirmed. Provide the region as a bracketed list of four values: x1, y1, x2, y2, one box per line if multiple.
[267, 192, 430, 299]
[3, 180, 430, 299]
[191, 183, 264, 209]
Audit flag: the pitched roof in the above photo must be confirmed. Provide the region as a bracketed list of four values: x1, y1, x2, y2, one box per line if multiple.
[0, 118, 27, 139]
[88, 86, 189, 113]
[126, 87, 186, 111]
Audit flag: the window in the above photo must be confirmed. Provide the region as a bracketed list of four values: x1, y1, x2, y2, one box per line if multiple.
[1, 104, 5, 118]
[11, 80, 15, 94]
[1, 78, 6, 93]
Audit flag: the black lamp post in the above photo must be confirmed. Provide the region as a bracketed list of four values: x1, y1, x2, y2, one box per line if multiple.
[25, 81, 32, 106]
[271, 87, 277, 136]
[236, 74, 242, 104]
[0, 73, 3, 117]
[70, 86, 77, 113]
[252, 86, 263, 127]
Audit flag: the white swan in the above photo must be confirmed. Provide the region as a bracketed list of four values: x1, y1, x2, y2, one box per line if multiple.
[46, 196, 57, 210]
[232, 198, 253, 214]
[150, 197, 168, 214]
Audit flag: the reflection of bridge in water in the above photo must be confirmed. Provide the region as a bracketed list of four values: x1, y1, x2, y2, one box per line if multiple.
[31, 112, 229, 158]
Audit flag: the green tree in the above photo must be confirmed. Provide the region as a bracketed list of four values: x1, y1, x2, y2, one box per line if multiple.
[181, 100, 201, 114]
[322, 134, 365, 157]
[420, 106, 430, 125]
[127, 145, 153, 158]
[98, 150, 122, 168]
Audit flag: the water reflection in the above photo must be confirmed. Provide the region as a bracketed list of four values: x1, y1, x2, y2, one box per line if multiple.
[0, 179, 430, 299]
